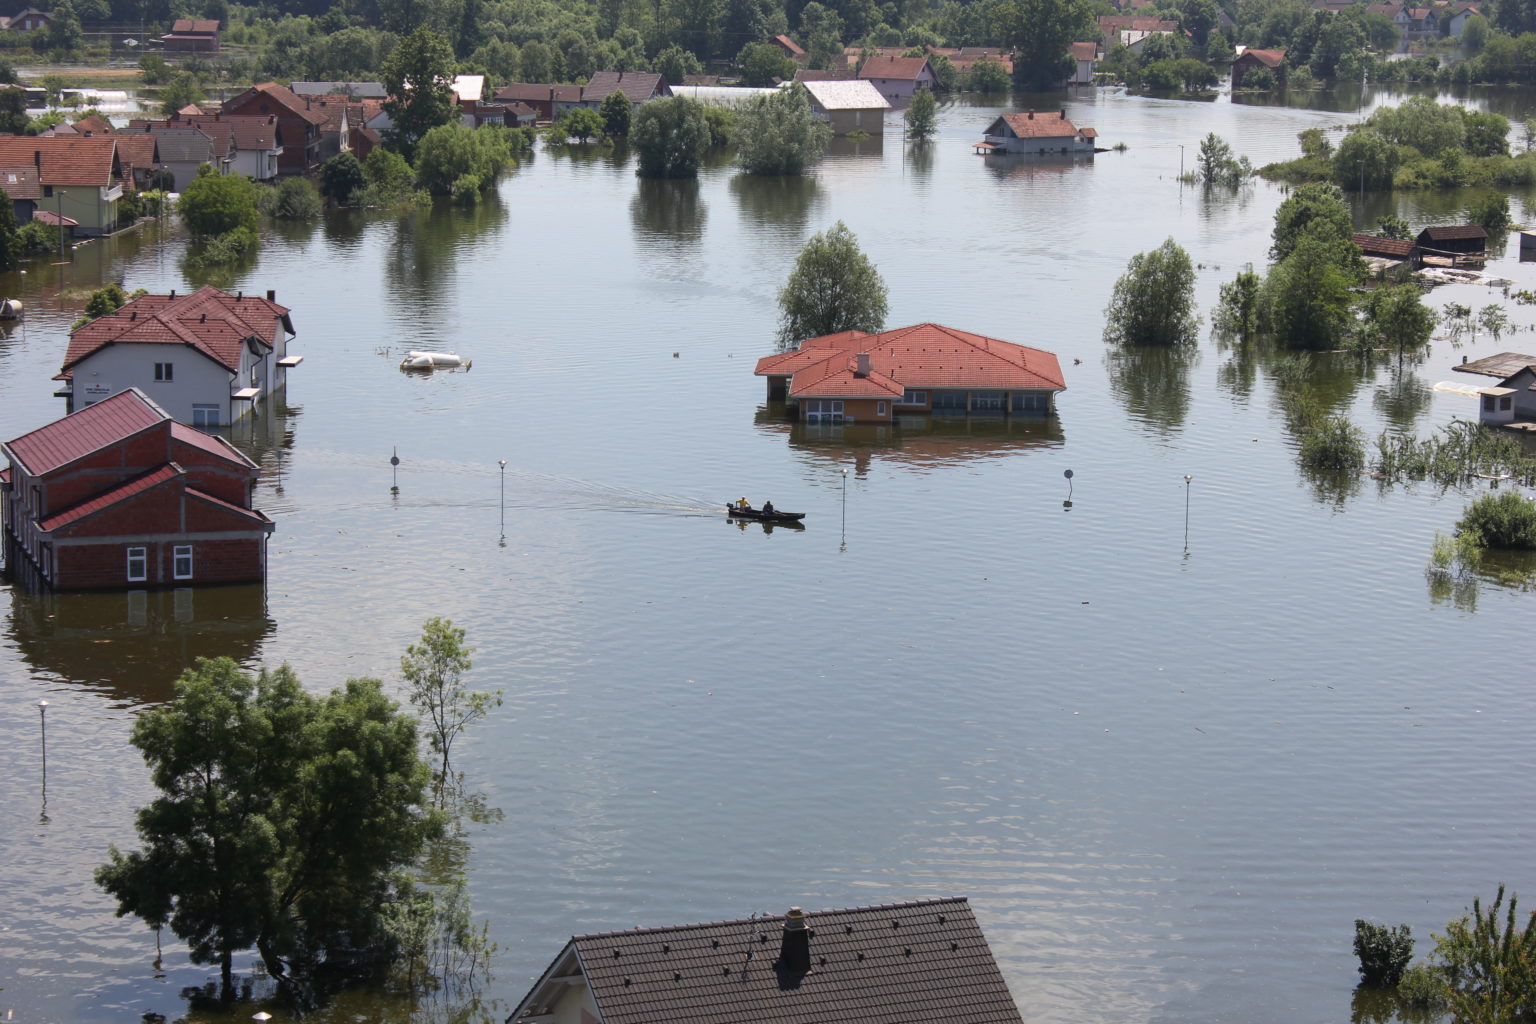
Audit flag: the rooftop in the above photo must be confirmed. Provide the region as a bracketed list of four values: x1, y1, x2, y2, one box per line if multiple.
[859, 55, 931, 80]
[799, 79, 891, 111]
[60, 285, 293, 378]
[3, 388, 166, 477]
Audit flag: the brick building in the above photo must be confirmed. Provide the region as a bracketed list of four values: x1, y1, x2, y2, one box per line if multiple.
[1, 389, 273, 590]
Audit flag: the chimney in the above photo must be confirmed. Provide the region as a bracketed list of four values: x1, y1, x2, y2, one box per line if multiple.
[779, 908, 811, 973]
[266, 289, 276, 302]
[1060, 108, 1066, 118]
[855, 352, 871, 377]
[170, 288, 176, 298]
[1028, 109, 1034, 119]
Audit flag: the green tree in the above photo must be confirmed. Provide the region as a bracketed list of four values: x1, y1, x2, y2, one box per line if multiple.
[47, 0, 83, 53]
[777, 220, 888, 347]
[555, 107, 608, 143]
[0, 198, 18, 271]
[1469, 191, 1511, 230]
[259, 176, 324, 219]
[967, 56, 1011, 92]
[1361, 283, 1436, 365]
[1333, 128, 1398, 191]
[1212, 267, 1262, 342]
[414, 122, 512, 195]
[178, 165, 260, 238]
[905, 85, 936, 141]
[1104, 238, 1199, 347]
[1263, 228, 1362, 349]
[1431, 884, 1536, 1022]
[381, 26, 458, 161]
[735, 84, 832, 175]
[95, 658, 439, 990]
[402, 618, 502, 791]
[1271, 181, 1352, 261]
[799, 2, 844, 69]
[83, 282, 130, 319]
[1354, 920, 1415, 987]
[1462, 14, 1490, 53]
[632, 95, 710, 178]
[654, 42, 704, 84]
[321, 151, 367, 203]
[992, 0, 1094, 89]
[738, 41, 797, 86]
[600, 90, 632, 136]
[159, 72, 206, 118]
[1377, 213, 1412, 239]
[1455, 496, 1536, 550]
[0, 86, 27, 134]
[1197, 132, 1249, 185]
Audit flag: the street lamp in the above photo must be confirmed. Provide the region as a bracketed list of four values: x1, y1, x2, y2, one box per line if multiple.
[390, 446, 400, 495]
[55, 188, 68, 260]
[498, 459, 507, 545]
[1183, 474, 1193, 549]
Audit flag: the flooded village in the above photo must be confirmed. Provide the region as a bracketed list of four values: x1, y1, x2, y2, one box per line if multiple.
[2, 20, 1536, 1024]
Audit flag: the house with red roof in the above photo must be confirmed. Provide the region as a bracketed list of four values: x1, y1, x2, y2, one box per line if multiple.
[162, 17, 219, 51]
[55, 286, 297, 428]
[221, 83, 325, 174]
[771, 33, 807, 63]
[755, 323, 1066, 423]
[858, 55, 937, 104]
[1, 388, 274, 590]
[975, 110, 1098, 155]
[0, 135, 124, 236]
[508, 899, 1024, 1024]
[1231, 48, 1285, 87]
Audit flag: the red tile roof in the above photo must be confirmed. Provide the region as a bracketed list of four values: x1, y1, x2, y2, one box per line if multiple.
[171, 17, 219, 32]
[511, 898, 1023, 1024]
[795, 67, 856, 81]
[1353, 233, 1417, 258]
[1238, 48, 1286, 67]
[187, 484, 272, 524]
[39, 463, 179, 532]
[0, 136, 119, 187]
[3, 388, 166, 476]
[583, 71, 667, 104]
[773, 33, 806, 57]
[789, 354, 905, 398]
[170, 420, 255, 467]
[60, 285, 292, 378]
[224, 83, 327, 125]
[989, 111, 1085, 140]
[1069, 41, 1098, 60]
[758, 323, 1066, 394]
[0, 164, 41, 200]
[72, 113, 113, 135]
[859, 55, 931, 80]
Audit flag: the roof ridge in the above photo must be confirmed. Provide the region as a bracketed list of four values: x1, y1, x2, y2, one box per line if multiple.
[572, 897, 971, 941]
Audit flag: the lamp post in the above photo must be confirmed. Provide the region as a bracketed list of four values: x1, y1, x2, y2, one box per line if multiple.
[498, 459, 507, 545]
[1063, 468, 1074, 509]
[1183, 474, 1193, 550]
[55, 188, 68, 260]
[390, 446, 400, 495]
[1178, 144, 1184, 181]
[38, 698, 49, 824]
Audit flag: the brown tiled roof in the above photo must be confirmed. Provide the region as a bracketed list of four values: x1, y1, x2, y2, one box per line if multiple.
[510, 899, 1023, 1024]
[0, 136, 118, 187]
[225, 83, 327, 125]
[773, 33, 805, 57]
[0, 164, 40, 200]
[1098, 14, 1179, 31]
[72, 113, 113, 136]
[493, 83, 583, 104]
[33, 210, 78, 227]
[795, 67, 856, 81]
[1069, 41, 1098, 60]
[300, 94, 354, 133]
[990, 111, 1085, 140]
[2, 388, 166, 476]
[171, 18, 219, 33]
[1419, 224, 1487, 242]
[859, 55, 930, 80]
[790, 353, 905, 398]
[1238, 48, 1286, 67]
[758, 323, 1067, 392]
[112, 132, 158, 175]
[1353, 233, 1417, 258]
[583, 70, 667, 104]
[60, 286, 292, 378]
[504, 102, 538, 118]
[141, 113, 283, 151]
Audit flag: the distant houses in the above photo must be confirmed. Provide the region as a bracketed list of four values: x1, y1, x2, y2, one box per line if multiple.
[857, 54, 937, 104]
[0, 389, 274, 590]
[0, 135, 125, 237]
[1231, 48, 1286, 88]
[756, 323, 1067, 422]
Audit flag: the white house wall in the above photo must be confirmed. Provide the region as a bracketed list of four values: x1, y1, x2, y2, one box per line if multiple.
[69, 343, 237, 425]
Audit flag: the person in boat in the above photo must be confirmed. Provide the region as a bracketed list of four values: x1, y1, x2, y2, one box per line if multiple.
[737, 497, 750, 509]
[762, 500, 774, 514]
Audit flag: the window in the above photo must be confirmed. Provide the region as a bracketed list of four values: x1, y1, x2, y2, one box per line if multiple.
[1484, 395, 1496, 411]
[173, 545, 193, 580]
[877, 401, 887, 416]
[154, 362, 174, 381]
[192, 404, 220, 427]
[803, 399, 844, 424]
[897, 390, 927, 406]
[127, 546, 147, 582]
[1501, 395, 1513, 411]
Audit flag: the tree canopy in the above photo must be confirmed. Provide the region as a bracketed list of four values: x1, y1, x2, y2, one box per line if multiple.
[776, 220, 888, 347]
[990, 0, 1094, 89]
[632, 95, 711, 178]
[1103, 238, 1199, 346]
[381, 26, 458, 161]
[178, 165, 261, 238]
[905, 86, 937, 141]
[1271, 181, 1353, 261]
[735, 84, 831, 176]
[96, 658, 440, 990]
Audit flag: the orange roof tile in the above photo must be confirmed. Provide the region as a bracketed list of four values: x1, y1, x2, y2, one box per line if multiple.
[2, 388, 166, 476]
[990, 111, 1085, 139]
[859, 55, 931, 80]
[0, 135, 119, 187]
[59, 285, 292, 378]
[789, 354, 905, 398]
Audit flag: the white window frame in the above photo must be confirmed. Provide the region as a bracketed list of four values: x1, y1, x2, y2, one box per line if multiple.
[173, 545, 193, 580]
[192, 404, 220, 427]
[127, 546, 147, 582]
[154, 362, 174, 381]
[896, 390, 927, 406]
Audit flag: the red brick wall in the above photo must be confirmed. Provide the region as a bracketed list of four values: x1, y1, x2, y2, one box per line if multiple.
[56, 538, 263, 589]
[60, 484, 182, 537]
[41, 426, 171, 512]
[843, 398, 894, 422]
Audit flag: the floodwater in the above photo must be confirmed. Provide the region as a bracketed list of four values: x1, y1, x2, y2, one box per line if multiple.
[3, 84, 1536, 1024]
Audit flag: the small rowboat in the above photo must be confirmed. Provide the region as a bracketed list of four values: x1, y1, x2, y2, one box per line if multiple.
[726, 503, 805, 522]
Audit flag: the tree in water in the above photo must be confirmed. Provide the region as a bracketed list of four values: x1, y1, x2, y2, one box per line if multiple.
[402, 617, 502, 795]
[1103, 238, 1199, 346]
[1360, 282, 1436, 366]
[380, 27, 457, 162]
[776, 220, 888, 347]
[735, 84, 831, 175]
[632, 96, 710, 179]
[95, 658, 440, 993]
[905, 86, 937, 141]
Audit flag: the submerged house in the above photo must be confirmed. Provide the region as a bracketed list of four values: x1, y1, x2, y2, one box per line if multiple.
[1, 388, 274, 590]
[799, 79, 890, 135]
[755, 322, 1067, 423]
[975, 110, 1097, 155]
[1477, 364, 1536, 428]
[1417, 224, 1488, 256]
[506, 898, 1024, 1024]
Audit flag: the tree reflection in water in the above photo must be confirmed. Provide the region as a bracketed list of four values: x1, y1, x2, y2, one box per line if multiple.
[630, 177, 707, 246]
[1105, 342, 1199, 436]
[729, 173, 824, 233]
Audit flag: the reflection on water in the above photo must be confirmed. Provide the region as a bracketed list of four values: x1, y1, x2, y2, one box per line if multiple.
[385, 196, 510, 308]
[729, 173, 824, 231]
[755, 404, 1065, 473]
[980, 153, 1089, 184]
[630, 178, 707, 245]
[826, 134, 885, 159]
[1105, 343, 1199, 435]
[4, 583, 274, 705]
[1374, 365, 1435, 433]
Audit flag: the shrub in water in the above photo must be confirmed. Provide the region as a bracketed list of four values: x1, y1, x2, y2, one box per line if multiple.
[1354, 919, 1415, 987]
[1300, 416, 1366, 472]
[1397, 963, 1450, 1010]
[1456, 491, 1536, 550]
